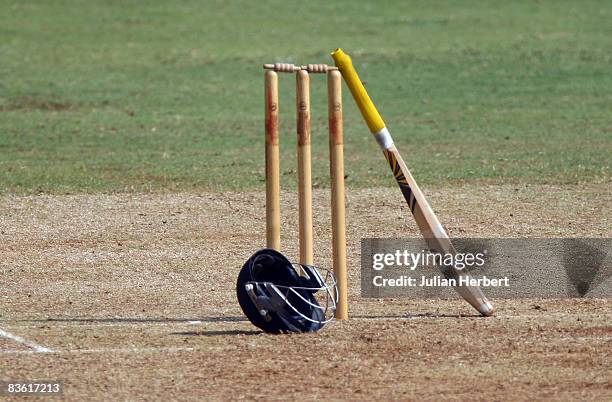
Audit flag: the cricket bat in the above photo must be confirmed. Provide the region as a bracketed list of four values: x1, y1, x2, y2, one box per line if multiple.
[331, 49, 494, 316]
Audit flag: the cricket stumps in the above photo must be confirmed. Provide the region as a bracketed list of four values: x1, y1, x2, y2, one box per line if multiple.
[263, 63, 348, 319]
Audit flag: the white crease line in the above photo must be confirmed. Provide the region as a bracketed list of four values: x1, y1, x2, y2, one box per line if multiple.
[351, 311, 610, 321]
[1, 346, 195, 355]
[0, 328, 53, 353]
[493, 312, 602, 318]
[5, 321, 208, 329]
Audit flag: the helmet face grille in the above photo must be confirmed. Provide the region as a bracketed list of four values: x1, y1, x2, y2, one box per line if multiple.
[237, 249, 337, 333]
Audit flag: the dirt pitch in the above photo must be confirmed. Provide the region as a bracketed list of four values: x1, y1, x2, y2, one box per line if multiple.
[1, 184, 610, 401]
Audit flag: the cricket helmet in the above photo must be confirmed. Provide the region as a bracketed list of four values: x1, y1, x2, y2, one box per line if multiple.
[237, 248, 337, 333]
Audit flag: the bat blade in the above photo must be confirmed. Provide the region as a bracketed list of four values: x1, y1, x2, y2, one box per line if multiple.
[385, 146, 494, 316]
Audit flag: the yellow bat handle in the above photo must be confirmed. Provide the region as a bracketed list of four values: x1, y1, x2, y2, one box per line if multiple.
[331, 48, 386, 133]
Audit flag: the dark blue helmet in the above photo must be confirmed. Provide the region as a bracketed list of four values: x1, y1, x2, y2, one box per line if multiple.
[237, 249, 337, 333]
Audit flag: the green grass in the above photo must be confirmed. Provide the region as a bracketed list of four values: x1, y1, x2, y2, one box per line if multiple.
[0, 0, 610, 194]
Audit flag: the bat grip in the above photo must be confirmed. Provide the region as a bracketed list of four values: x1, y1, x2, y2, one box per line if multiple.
[330, 48, 385, 133]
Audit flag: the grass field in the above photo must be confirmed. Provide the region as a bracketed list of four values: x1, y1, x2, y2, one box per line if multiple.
[1, 0, 610, 194]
